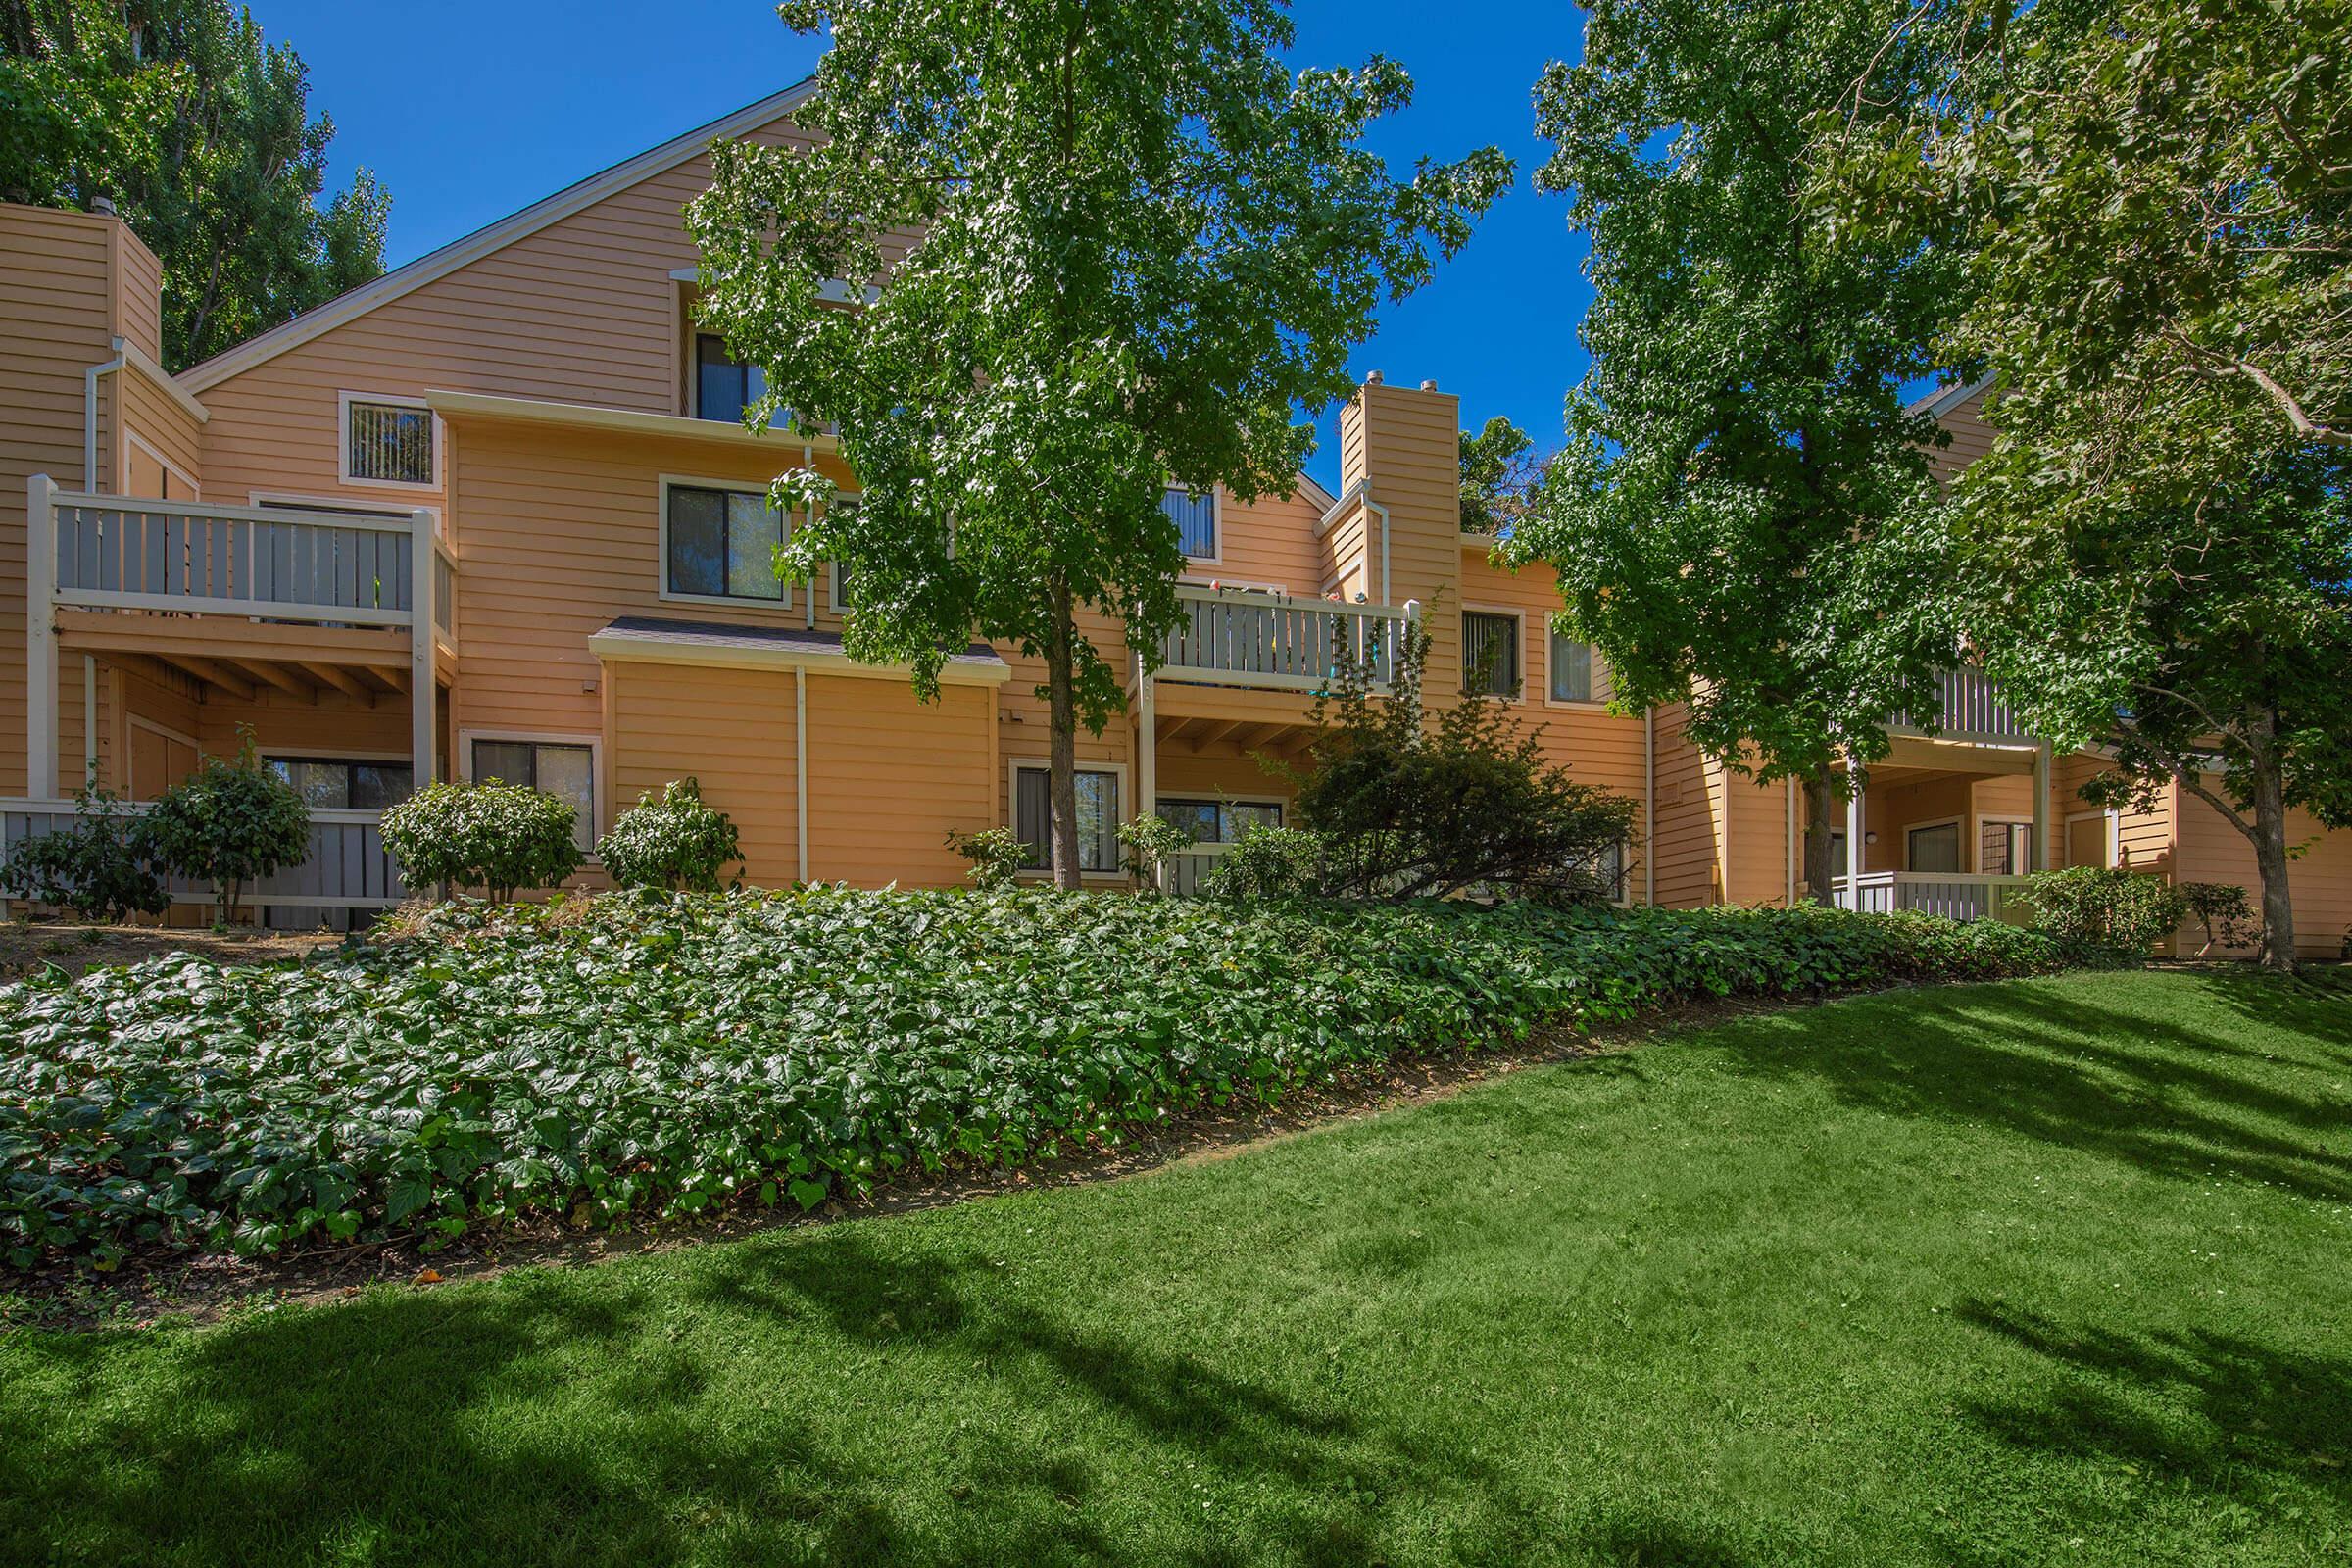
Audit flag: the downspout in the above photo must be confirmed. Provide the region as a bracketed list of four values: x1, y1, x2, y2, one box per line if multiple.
[795, 666, 809, 883]
[1643, 707, 1656, 906]
[1786, 777, 1797, 906]
[84, 351, 125, 491]
[1315, 479, 1392, 604]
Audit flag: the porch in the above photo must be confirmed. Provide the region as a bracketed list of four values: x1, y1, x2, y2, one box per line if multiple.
[13, 475, 457, 921]
[1830, 671, 2051, 921]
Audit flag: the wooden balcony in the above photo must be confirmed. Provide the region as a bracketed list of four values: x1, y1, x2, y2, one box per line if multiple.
[24, 475, 450, 800]
[1155, 585, 1415, 695]
[0, 799, 409, 921]
[1834, 870, 2034, 922]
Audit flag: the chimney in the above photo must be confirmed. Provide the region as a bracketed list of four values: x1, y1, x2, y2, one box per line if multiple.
[1420, 379, 1438, 391]
[1363, 369, 1383, 386]
[90, 196, 117, 218]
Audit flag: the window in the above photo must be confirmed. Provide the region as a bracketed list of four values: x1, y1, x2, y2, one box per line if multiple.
[268, 757, 414, 811]
[1013, 763, 1120, 873]
[695, 333, 786, 426]
[1907, 821, 1963, 873]
[1155, 798, 1282, 844]
[1161, 486, 1217, 560]
[470, 739, 596, 851]
[827, 500, 861, 611]
[1462, 611, 1521, 697]
[1980, 819, 2034, 875]
[665, 482, 785, 603]
[342, 396, 436, 486]
[1594, 840, 1631, 904]
[1829, 830, 1849, 879]
[1550, 630, 1594, 702]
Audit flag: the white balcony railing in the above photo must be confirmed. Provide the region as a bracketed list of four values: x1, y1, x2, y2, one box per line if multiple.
[1157, 585, 1416, 694]
[1834, 870, 2035, 922]
[0, 800, 408, 918]
[41, 486, 433, 627]
[1889, 668, 2031, 743]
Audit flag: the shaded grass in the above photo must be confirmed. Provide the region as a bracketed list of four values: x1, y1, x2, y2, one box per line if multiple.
[2, 967, 2348, 1566]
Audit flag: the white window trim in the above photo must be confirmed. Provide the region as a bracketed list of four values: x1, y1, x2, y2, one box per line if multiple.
[250, 489, 444, 535]
[2063, 808, 2121, 870]
[1544, 624, 1606, 709]
[122, 428, 199, 500]
[1007, 757, 1130, 882]
[822, 487, 864, 613]
[1461, 604, 1527, 702]
[458, 728, 603, 853]
[657, 473, 794, 612]
[1601, 839, 1636, 908]
[1903, 814, 1967, 872]
[1973, 813, 2036, 874]
[336, 391, 444, 491]
[1167, 484, 1221, 566]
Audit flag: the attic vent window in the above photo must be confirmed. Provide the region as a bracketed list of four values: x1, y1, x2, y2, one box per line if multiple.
[342, 396, 437, 487]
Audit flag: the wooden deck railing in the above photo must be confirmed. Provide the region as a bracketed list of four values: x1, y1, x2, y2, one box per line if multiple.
[38, 484, 434, 627]
[1888, 668, 2032, 743]
[0, 800, 408, 919]
[1835, 870, 2035, 922]
[1157, 586, 1416, 694]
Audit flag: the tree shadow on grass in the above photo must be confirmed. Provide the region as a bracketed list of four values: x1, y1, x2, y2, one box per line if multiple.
[1701, 971, 2352, 1203]
[1954, 1298, 2352, 1506]
[2, 1222, 1638, 1568]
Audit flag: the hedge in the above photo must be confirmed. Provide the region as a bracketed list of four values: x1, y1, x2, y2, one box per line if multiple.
[0, 890, 2080, 1268]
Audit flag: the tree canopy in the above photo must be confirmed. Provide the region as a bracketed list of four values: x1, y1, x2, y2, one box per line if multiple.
[1, 0, 388, 369]
[688, 0, 1508, 885]
[1819, 0, 2352, 967]
[1458, 415, 1539, 536]
[1509, 0, 1963, 903]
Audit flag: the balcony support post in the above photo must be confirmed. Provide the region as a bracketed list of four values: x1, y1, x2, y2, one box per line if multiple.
[1136, 652, 1158, 889]
[409, 509, 438, 785]
[26, 474, 57, 800]
[1844, 762, 1864, 911]
[2032, 740, 2051, 873]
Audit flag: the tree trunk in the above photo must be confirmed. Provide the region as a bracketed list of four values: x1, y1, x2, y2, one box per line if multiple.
[2246, 707, 2297, 974]
[1045, 573, 1083, 892]
[1802, 766, 1838, 907]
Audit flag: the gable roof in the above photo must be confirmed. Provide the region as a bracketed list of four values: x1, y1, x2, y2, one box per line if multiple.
[179, 79, 818, 394]
[1907, 374, 1996, 420]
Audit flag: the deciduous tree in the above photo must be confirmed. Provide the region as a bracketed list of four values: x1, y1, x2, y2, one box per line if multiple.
[1820, 0, 2352, 968]
[688, 0, 1508, 887]
[1509, 0, 1964, 905]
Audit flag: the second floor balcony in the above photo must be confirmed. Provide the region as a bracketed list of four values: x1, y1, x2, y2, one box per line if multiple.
[1154, 584, 1416, 696]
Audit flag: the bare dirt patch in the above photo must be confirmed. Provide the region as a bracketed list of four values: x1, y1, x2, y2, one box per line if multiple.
[0, 921, 342, 984]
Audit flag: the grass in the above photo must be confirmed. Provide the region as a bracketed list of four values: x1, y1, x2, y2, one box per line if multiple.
[2, 966, 2348, 1566]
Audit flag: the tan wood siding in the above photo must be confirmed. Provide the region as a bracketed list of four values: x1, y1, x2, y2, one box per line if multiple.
[807, 674, 992, 886]
[608, 659, 795, 884]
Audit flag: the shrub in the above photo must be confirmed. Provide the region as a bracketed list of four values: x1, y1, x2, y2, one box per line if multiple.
[0, 781, 168, 922]
[1116, 812, 1195, 893]
[1203, 823, 1326, 899]
[2176, 882, 2255, 956]
[380, 779, 584, 903]
[137, 733, 310, 927]
[2020, 867, 2187, 956]
[1263, 622, 1638, 902]
[0, 891, 2075, 1267]
[947, 825, 1026, 890]
[596, 778, 742, 891]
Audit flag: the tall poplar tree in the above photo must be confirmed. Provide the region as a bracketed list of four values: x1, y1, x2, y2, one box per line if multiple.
[1509, 0, 1964, 904]
[688, 0, 1508, 887]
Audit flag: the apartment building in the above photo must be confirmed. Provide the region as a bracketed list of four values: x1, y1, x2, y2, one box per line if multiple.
[2, 84, 2345, 951]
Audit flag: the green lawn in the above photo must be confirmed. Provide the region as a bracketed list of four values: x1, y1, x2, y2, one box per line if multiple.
[3, 967, 2348, 1566]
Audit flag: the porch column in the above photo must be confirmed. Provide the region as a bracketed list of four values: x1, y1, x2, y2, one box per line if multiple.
[1844, 762, 1863, 910]
[26, 473, 57, 800]
[2032, 740, 2052, 872]
[1136, 654, 1158, 889]
[410, 508, 438, 786]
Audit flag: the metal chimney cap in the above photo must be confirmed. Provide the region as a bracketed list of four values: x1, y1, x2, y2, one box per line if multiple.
[1420, 378, 1439, 391]
[1364, 369, 1384, 385]
[90, 195, 117, 217]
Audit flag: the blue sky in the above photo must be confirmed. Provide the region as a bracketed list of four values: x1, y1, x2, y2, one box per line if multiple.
[250, 0, 1592, 496]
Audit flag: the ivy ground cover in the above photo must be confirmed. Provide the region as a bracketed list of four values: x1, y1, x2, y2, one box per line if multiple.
[3, 968, 2347, 1565]
[1, 890, 2073, 1267]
